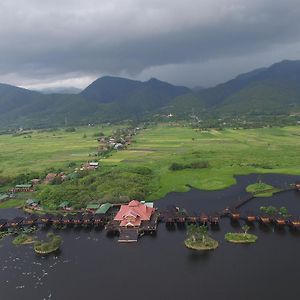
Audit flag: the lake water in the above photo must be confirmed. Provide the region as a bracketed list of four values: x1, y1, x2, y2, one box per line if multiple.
[0, 174, 300, 300]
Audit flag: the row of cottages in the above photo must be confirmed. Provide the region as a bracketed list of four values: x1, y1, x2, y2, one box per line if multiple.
[114, 200, 155, 228]
[12, 184, 34, 193]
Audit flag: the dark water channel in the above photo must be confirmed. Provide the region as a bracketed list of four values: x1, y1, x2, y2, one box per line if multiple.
[0, 174, 300, 300]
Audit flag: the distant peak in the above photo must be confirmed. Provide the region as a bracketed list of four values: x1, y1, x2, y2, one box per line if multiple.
[148, 77, 160, 82]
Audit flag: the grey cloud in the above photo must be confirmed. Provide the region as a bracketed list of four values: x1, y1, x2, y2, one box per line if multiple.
[0, 0, 300, 87]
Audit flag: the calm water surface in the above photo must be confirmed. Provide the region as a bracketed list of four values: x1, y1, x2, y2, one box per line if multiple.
[0, 174, 300, 300]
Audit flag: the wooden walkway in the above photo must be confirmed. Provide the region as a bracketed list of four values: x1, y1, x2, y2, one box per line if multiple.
[118, 228, 139, 242]
[0, 185, 299, 234]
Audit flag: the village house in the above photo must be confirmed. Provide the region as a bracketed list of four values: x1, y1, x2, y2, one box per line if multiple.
[0, 194, 9, 202]
[80, 161, 99, 171]
[25, 199, 41, 210]
[30, 178, 41, 186]
[44, 173, 57, 184]
[12, 184, 34, 193]
[44, 172, 67, 184]
[114, 143, 124, 150]
[58, 201, 72, 211]
[86, 203, 101, 212]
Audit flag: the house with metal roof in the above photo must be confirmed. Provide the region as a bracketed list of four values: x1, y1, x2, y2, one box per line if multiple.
[59, 201, 71, 210]
[86, 203, 100, 212]
[0, 194, 9, 202]
[95, 203, 113, 215]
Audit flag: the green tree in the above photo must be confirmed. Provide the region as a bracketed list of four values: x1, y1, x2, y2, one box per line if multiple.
[260, 206, 277, 216]
[198, 225, 208, 242]
[186, 224, 198, 242]
[278, 206, 289, 217]
[242, 224, 250, 236]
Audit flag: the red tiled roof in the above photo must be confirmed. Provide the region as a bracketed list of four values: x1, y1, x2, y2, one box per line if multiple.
[114, 200, 154, 225]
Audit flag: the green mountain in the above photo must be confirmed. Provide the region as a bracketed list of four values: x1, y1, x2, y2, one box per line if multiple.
[1, 60, 300, 129]
[169, 60, 300, 117]
[81, 76, 189, 111]
[0, 77, 190, 128]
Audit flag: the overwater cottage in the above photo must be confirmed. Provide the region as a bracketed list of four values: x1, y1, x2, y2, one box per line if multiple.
[86, 203, 100, 212]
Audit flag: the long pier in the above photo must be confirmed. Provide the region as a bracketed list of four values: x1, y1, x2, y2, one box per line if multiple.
[0, 185, 299, 234]
[1, 209, 300, 233]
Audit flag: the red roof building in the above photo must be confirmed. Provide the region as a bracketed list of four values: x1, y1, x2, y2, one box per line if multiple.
[114, 200, 155, 227]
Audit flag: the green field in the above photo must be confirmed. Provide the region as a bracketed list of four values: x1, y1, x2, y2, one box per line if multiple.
[104, 124, 300, 199]
[0, 123, 299, 206]
[0, 125, 120, 176]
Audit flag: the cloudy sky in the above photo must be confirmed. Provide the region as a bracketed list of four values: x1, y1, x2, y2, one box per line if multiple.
[1, 0, 300, 89]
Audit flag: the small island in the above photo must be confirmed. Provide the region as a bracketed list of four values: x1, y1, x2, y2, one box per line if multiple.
[225, 225, 258, 244]
[12, 234, 35, 245]
[246, 181, 280, 197]
[34, 232, 62, 254]
[184, 224, 219, 250]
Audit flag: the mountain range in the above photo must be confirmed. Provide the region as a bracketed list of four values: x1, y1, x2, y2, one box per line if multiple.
[0, 60, 300, 129]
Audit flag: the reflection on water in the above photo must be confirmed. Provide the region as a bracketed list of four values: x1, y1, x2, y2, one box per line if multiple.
[0, 174, 299, 300]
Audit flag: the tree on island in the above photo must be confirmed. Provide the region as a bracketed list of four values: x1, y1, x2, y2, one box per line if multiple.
[260, 206, 277, 217]
[186, 224, 208, 242]
[242, 225, 250, 236]
[186, 224, 198, 242]
[278, 206, 289, 218]
[185, 224, 218, 250]
[198, 225, 208, 242]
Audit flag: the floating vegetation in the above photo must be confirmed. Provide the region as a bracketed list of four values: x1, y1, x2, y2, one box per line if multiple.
[225, 232, 258, 244]
[12, 234, 35, 245]
[225, 225, 258, 244]
[0, 226, 37, 242]
[34, 232, 62, 254]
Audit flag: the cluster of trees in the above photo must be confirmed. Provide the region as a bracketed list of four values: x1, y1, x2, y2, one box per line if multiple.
[169, 161, 209, 171]
[37, 166, 154, 209]
[260, 206, 290, 217]
[186, 224, 208, 242]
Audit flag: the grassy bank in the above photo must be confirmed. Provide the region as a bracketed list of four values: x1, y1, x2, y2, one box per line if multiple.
[0, 199, 24, 209]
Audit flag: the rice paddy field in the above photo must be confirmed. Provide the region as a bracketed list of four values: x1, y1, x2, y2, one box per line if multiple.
[0, 123, 299, 201]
